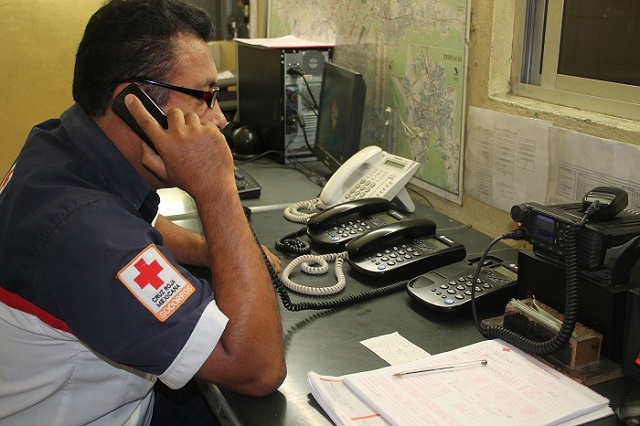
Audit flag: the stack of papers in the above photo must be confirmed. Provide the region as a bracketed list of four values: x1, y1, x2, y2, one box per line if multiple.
[235, 35, 334, 49]
[308, 339, 612, 425]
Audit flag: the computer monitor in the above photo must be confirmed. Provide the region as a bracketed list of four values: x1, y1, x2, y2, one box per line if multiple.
[313, 61, 366, 173]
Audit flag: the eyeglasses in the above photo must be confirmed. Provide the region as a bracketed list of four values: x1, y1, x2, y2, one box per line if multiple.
[130, 79, 220, 108]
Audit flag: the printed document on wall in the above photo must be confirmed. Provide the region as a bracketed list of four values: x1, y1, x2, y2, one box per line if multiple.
[546, 127, 640, 206]
[464, 107, 552, 212]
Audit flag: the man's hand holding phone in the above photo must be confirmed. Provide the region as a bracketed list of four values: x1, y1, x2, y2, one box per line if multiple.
[120, 88, 235, 199]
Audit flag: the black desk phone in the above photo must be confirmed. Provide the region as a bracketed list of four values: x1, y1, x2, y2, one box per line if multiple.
[345, 218, 466, 281]
[407, 255, 518, 312]
[306, 198, 407, 250]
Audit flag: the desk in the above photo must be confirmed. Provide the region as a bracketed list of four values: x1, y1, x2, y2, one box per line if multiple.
[158, 160, 324, 220]
[159, 161, 631, 425]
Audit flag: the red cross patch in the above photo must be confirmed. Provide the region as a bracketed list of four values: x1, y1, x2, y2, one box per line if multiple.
[118, 244, 195, 321]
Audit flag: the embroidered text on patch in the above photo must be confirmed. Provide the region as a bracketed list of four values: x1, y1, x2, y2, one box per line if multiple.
[118, 244, 195, 321]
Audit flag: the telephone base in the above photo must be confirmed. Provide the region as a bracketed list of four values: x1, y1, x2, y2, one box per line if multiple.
[392, 187, 415, 213]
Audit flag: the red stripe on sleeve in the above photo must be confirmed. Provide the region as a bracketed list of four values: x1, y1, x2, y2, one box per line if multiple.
[0, 287, 72, 333]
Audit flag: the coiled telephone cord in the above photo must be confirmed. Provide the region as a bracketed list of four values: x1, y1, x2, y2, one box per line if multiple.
[275, 227, 311, 255]
[283, 197, 324, 223]
[257, 232, 408, 311]
[280, 252, 348, 296]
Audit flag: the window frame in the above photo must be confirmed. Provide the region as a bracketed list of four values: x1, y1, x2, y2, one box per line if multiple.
[511, 0, 640, 122]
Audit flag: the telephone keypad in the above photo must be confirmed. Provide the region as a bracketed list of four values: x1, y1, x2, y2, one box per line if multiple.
[365, 240, 445, 271]
[344, 169, 397, 201]
[406, 256, 518, 312]
[347, 233, 466, 281]
[322, 216, 391, 244]
[429, 274, 488, 304]
[306, 202, 408, 250]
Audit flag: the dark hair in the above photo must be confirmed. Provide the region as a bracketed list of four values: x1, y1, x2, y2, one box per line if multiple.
[73, 0, 213, 117]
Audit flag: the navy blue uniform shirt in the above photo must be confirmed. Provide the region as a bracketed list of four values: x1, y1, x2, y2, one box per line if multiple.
[0, 103, 220, 376]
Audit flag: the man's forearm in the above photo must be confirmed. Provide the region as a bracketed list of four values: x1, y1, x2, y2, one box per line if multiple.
[154, 214, 209, 267]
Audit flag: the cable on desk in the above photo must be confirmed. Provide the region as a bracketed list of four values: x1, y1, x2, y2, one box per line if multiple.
[275, 276, 409, 312]
[233, 149, 284, 163]
[280, 252, 348, 296]
[472, 202, 600, 356]
[236, 151, 326, 188]
[257, 230, 409, 311]
[408, 186, 433, 207]
[283, 198, 324, 223]
[275, 227, 311, 255]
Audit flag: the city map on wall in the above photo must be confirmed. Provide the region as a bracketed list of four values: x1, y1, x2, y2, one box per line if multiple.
[268, 0, 470, 203]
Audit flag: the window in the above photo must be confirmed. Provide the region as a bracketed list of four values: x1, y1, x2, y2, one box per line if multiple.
[512, 0, 640, 121]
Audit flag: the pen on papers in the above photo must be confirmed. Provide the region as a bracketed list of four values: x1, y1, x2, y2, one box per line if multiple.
[393, 359, 488, 377]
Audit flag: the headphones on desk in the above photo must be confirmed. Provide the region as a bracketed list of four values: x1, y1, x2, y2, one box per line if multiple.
[222, 121, 262, 160]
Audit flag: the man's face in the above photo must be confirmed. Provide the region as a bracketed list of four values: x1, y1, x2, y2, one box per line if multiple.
[161, 33, 227, 129]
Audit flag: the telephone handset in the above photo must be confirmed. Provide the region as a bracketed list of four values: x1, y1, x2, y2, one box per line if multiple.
[111, 83, 168, 153]
[345, 218, 466, 281]
[319, 145, 420, 213]
[306, 198, 408, 250]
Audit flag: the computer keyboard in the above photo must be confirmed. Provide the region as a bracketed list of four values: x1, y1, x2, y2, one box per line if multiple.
[234, 166, 261, 200]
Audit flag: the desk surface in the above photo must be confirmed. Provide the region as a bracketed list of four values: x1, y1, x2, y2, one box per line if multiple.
[158, 160, 326, 218]
[160, 161, 631, 426]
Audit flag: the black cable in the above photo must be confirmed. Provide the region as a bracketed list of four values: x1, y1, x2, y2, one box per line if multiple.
[296, 113, 315, 155]
[274, 278, 409, 312]
[236, 151, 325, 188]
[299, 73, 319, 112]
[234, 149, 286, 164]
[259, 228, 409, 311]
[283, 145, 318, 183]
[275, 227, 311, 255]
[472, 201, 601, 356]
[296, 91, 319, 117]
[287, 67, 319, 112]
[286, 67, 318, 159]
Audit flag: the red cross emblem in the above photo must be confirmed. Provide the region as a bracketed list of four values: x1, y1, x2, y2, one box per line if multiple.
[118, 245, 196, 322]
[133, 258, 164, 290]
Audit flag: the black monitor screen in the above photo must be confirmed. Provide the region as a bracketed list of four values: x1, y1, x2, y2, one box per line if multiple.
[313, 62, 366, 173]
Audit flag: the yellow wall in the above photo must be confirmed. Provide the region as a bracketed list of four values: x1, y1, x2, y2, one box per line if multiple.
[0, 0, 102, 174]
[0, 1, 235, 175]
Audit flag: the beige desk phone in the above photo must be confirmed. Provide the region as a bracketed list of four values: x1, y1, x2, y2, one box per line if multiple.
[283, 145, 419, 224]
[319, 145, 420, 212]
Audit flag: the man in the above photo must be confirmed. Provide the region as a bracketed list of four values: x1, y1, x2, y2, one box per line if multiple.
[0, 0, 286, 424]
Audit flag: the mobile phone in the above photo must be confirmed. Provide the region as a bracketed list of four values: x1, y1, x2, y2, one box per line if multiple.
[111, 83, 168, 152]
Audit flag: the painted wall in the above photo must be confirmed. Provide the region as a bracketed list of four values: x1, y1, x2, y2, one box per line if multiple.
[0, 0, 102, 174]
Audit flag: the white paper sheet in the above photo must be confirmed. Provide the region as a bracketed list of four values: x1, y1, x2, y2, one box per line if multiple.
[307, 373, 390, 426]
[343, 340, 612, 426]
[360, 332, 430, 365]
[465, 107, 552, 212]
[546, 127, 640, 206]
